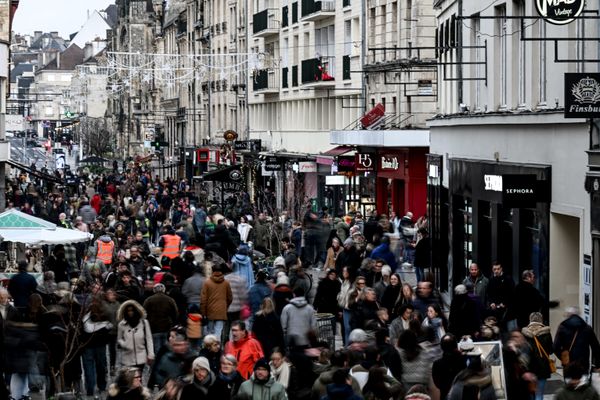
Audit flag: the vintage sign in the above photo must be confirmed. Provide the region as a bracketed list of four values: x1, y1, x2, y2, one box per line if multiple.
[263, 156, 282, 171]
[360, 103, 385, 129]
[355, 153, 376, 173]
[298, 161, 317, 173]
[223, 130, 238, 141]
[337, 155, 355, 173]
[564, 73, 600, 118]
[379, 154, 400, 171]
[535, 0, 584, 25]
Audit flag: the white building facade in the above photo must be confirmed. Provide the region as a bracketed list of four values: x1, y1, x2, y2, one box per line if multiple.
[429, 0, 598, 335]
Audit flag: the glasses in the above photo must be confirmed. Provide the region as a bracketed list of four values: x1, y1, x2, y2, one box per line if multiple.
[356, 282, 366, 286]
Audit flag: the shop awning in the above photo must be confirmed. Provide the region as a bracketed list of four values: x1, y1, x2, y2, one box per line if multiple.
[317, 146, 353, 165]
[323, 146, 353, 156]
[202, 164, 243, 183]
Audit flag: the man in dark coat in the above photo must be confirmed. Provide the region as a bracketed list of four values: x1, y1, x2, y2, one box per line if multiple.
[486, 262, 515, 330]
[432, 334, 467, 400]
[553, 306, 600, 372]
[143, 283, 179, 355]
[335, 238, 361, 278]
[8, 260, 38, 310]
[448, 284, 480, 339]
[513, 269, 545, 329]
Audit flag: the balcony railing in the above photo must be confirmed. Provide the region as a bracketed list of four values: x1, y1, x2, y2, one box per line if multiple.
[301, 56, 335, 84]
[253, 8, 280, 36]
[282, 6, 289, 27]
[253, 69, 279, 93]
[301, 0, 335, 21]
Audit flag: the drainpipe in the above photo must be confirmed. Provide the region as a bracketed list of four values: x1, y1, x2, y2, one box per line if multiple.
[361, 0, 367, 113]
[457, 0, 463, 105]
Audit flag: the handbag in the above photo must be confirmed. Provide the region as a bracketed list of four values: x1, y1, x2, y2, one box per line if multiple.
[534, 335, 557, 373]
[560, 330, 579, 366]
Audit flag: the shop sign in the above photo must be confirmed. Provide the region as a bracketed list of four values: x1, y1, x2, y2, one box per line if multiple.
[337, 155, 355, 173]
[502, 174, 548, 208]
[379, 154, 400, 171]
[535, 0, 584, 25]
[484, 174, 503, 192]
[263, 156, 282, 171]
[234, 140, 261, 152]
[355, 153, 376, 173]
[564, 73, 600, 118]
[360, 103, 385, 129]
[298, 161, 317, 173]
[417, 80, 433, 96]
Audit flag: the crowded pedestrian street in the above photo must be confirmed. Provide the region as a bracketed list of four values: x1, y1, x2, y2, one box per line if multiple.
[2, 0, 600, 399]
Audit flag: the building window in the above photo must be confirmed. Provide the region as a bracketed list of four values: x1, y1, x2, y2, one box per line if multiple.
[515, 0, 526, 109]
[471, 14, 481, 111]
[496, 5, 507, 110]
[538, 19, 546, 106]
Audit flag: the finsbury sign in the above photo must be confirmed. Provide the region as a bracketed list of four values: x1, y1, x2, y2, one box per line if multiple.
[535, 0, 584, 25]
[564, 73, 600, 118]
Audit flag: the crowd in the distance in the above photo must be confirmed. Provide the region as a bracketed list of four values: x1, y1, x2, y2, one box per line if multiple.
[0, 168, 599, 400]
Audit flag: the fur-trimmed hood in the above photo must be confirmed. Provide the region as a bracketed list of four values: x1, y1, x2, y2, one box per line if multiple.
[108, 383, 151, 400]
[522, 322, 551, 338]
[117, 299, 146, 321]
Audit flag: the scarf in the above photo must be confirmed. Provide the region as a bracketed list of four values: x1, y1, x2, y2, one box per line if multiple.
[218, 370, 239, 384]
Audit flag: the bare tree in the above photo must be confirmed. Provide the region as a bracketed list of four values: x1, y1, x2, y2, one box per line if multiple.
[76, 117, 115, 157]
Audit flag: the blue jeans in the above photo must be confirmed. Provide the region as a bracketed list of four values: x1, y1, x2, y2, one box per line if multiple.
[81, 345, 108, 396]
[535, 378, 546, 400]
[10, 373, 28, 400]
[343, 309, 352, 346]
[207, 320, 225, 342]
[152, 333, 168, 357]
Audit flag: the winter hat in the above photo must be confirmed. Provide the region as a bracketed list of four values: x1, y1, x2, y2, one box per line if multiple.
[192, 357, 211, 372]
[253, 358, 270, 372]
[343, 237, 354, 247]
[454, 284, 467, 295]
[276, 274, 289, 287]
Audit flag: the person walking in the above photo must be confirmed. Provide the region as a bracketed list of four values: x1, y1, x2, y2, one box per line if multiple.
[554, 306, 600, 372]
[522, 312, 554, 400]
[223, 321, 264, 379]
[116, 300, 154, 371]
[200, 265, 233, 342]
[143, 283, 178, 355]
[236, 358, 288, 400]
[280, 287, 317, 350]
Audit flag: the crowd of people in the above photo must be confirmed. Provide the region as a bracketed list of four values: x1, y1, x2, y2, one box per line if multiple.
[0, 168, 599, 400]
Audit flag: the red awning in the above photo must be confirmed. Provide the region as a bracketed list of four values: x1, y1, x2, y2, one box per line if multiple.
[323, 145, 352, 156]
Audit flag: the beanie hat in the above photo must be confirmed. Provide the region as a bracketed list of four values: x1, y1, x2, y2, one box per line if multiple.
[253, 358, 270, 372]
[192, 357, 211, 372]
[343, 237, 354, 247]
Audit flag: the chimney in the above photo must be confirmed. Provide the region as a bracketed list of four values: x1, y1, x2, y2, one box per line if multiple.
[56, 51, 60, 69]
[50, 31, 58, 38]
[33, 30, 41, 41]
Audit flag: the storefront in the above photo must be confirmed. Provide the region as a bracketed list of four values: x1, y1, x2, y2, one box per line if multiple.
[447, 158, 551, 301]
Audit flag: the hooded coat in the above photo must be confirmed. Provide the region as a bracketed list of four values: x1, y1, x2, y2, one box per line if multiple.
[224, 336, 264, 379]
[236, 373, 288, 400]
[116, 300, 154, 367]
[232, 252, 255, 290]
[522, 321, 554, 379]
[280, 297, 317, 347]
[200, 271, 233, 321]
[554, 314, 600, 371]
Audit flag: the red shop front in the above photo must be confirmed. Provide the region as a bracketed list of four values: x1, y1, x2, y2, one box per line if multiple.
[375, 148, 428, 218]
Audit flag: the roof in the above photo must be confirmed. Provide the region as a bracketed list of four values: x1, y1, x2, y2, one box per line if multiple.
[102, 4, 119, 29]
[10, 62, 34, 83]
[38, 44, 84, 72]
[29, 33, 67, 52]
[0, 208, 56, 229]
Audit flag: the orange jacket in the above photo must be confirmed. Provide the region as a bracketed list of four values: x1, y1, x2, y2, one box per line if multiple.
[96, 240, 114, 265]
[161, 234, 181, 259]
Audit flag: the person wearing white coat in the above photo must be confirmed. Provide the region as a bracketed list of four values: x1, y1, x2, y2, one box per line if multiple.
[117, 300, 154, 371]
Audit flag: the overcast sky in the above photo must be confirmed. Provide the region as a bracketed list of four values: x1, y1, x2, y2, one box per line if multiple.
[12, 0, 115, 38]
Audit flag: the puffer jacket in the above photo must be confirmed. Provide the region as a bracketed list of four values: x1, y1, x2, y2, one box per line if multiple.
[522, 321, 554, 379]
[280, 296, 316, 347]
[117, 300, 154, 367]
[236, 374, 287, 400]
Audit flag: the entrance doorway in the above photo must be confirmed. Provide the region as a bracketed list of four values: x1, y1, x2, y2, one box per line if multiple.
[549, 213, 580, 337]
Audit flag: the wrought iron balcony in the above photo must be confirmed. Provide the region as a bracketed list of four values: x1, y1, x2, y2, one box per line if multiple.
[301, 0, 335, 21]
[301, 56, 335, 86]
[252, 8, 280, 37]
[252, 69, 279, 93]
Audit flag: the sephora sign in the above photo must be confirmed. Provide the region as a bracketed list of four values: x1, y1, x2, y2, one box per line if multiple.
[535, 0, 584, 25]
